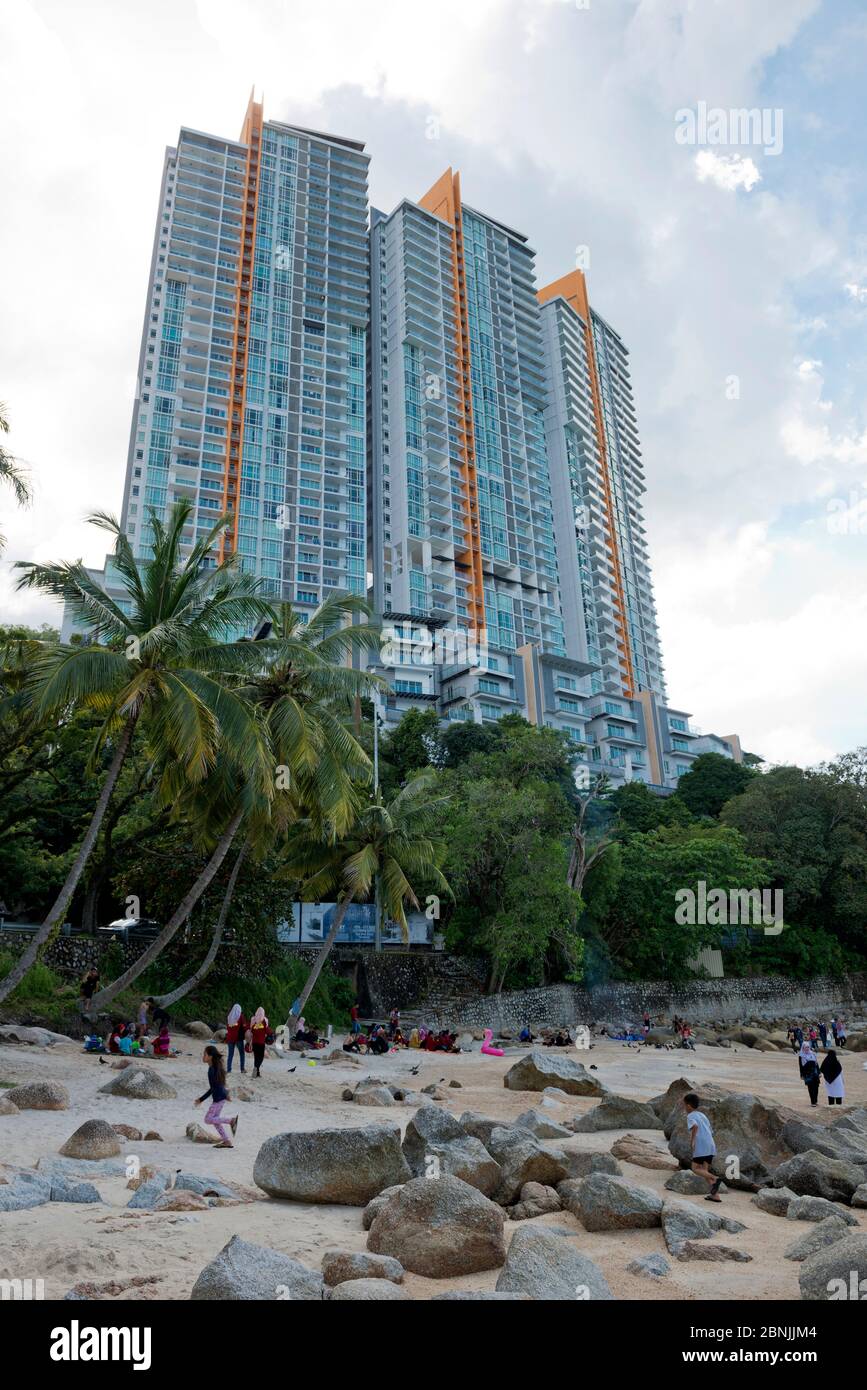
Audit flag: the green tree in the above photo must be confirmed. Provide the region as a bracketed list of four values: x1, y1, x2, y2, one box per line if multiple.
[1, 501, 272, 1003]
[672, 752, 757, 819]
[608, 780, 694, 834]
[382, 707, 443, 781]
[591, 824, 772, 980]
[721, 762, 867, 962]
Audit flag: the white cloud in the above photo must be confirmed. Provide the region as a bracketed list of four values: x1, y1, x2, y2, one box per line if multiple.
[1, 0, 863, 764]
[845, 282, 867, 303]
[694, 150, 762, 192]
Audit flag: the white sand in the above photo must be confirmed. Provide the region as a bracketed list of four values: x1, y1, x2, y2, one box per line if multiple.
[1, 1034, 864, 1300]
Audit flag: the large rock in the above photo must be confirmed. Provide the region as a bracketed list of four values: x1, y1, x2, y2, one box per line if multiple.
[545, 1148, 622, 1181]
[503, 1051, 608, 1098]
[352, 1086, 397, 1108]
[649, 1078, 696, 1127]
[572, 1095, 663, 1133]
[321, 1251, 404, 1287]
[0, 1025, 73, 1047]
[486, 1126, 568, 1205]
[459, 1112, 504, 1147]
[362, 1185, 405, 1231]
[0, 1094, 19, 1115]
[401, 1108, 501, 1197]
[0, 1171, 52, 1211]
[514, 1110, 573, 1140]
[432, 1291, 532, 1301]
[367, 1175, 506, 1277]
[191, 1235, 323, 1300]
[784, 1217, 852, 1262]
[6, 1080, 69, 1111]
[853, 1184, 867, 1209]
[60, 1120, 122, 1161]
[661, 1200, 747, 1259]
[253, 1124, 411, 1206]
[328, 1278, 409, 1301]
[186, 1022, 216, 1040]
[127, 1173, 172, 1209]
[507, 1181, 562, 1221]
[495, 1225, 614, 1301]
[772, 1150, 864, 1204]
[799, 1234, 867, 1300]
[666, 1089, 795, 1189]
[752, 1185, 797, 1217]
[786, 1195, 859, 1226]
[570, 1172, 663, 1231]
[665, 1169, 718, 1196]
[98, 1068, 177, 1101]
[781, 1116, 867, 1168]
[610, 1134, 679, 1171]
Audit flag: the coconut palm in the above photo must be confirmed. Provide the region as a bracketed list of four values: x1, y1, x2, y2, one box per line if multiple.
[0, 501, 272, 1003]
[88, 592, 384, 1011]
[0, 402, 31, 552]
[282, 772, 451, 1028]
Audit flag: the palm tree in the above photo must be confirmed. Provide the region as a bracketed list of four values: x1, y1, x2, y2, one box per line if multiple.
[0, 402, 32, 552]
[150, 835, 251, 1010]
[0, 501, 272, 1003]
[238, 595, 384, 838]
[282, 772, 451, 1029]
[88, 592, 383, 1011]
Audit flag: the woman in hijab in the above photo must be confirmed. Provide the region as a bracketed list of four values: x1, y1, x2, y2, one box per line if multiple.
[249, 1006, 269, 1078]
[799, 1039, 820, 1106]
[819, 1047, 844, 1105]
[226, 1003, 247, 1075]
[408, 1028, 420, 1049]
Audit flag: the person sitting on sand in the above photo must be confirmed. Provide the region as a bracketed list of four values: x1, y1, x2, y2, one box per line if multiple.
[342, 1033, 364, 1054]
[519, 1025, 536, 1043]
[408, 1028, 421, 1048]
[368, 1026, 389, 1056]
[683, 1092, 723, 1201]
[152, 1024, 171, 1058]
[194, 1045, 238, 1148]
[106, 1022, 123, 1054]
[83, 1031, 104, 1053]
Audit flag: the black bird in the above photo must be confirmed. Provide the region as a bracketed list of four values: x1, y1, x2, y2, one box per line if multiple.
[287, 1066, 296, 1073]
[409, 1064, 420, 1075]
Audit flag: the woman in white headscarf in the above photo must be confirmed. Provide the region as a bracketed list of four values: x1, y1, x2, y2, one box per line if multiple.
[249, 1006, 269, 1077]
[226, 1003, 247, 1075]
[799, 1039, 820, 1106]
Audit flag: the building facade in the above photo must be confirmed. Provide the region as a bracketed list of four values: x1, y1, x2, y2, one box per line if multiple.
[70, 105, 744, 790]
[121, 96, 370, 613]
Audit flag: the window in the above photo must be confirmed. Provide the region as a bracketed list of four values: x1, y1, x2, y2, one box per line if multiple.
[671, 737, 689, 752]
[478, 678, 500, 694]
[670, 717, 687, 732]
[607, 723, 626, 738]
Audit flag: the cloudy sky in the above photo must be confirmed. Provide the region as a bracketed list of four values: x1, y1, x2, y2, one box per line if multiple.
[1, 0, 865, 765]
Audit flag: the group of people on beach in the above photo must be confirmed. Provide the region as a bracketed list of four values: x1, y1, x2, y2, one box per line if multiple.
[81, 995, 173, 1059]
[342, 1004, 461, 1055]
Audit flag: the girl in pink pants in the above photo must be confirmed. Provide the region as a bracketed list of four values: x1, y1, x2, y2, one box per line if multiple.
[195, 1046, 238, 1148]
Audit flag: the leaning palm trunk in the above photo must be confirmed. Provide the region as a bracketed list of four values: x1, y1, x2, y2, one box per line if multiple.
[287, 894, 352, 1033]
[0, 715, 137, 1003]
[152, 838, 249, 1009]
[87, 806, 245, 1012]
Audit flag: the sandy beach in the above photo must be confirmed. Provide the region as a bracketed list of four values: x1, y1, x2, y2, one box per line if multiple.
[1, 1032, 865, 1301]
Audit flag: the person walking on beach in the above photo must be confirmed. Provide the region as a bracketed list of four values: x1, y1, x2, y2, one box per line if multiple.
[836, 1017, 847, 1048]
[820, 1047, 845, 1105]
[225, 1004, 247, 1074]
[249, 1006, 269, 1077]
[818, 1020, 827, 1049]
[350, 1001, 361, 1036]
[799, 1039, 821, 1106]
[195, 1045, 238, 1148]
[683, 1093, 722, 1201]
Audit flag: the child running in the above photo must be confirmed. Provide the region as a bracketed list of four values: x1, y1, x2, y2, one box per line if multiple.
[195, 1045, 238, 1148]
[683, 1092, 723, 1201]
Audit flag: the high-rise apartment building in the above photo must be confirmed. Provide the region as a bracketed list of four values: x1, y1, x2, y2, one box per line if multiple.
[121, 96, 370, 610]
[368, 169, 565, 661]
[65, 103, 743, 791]
[538, 270, 666, 699]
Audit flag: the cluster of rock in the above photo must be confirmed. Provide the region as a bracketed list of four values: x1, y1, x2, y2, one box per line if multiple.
[652, 1076, 867, 1202]
[598, 1014, 867, 1053]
